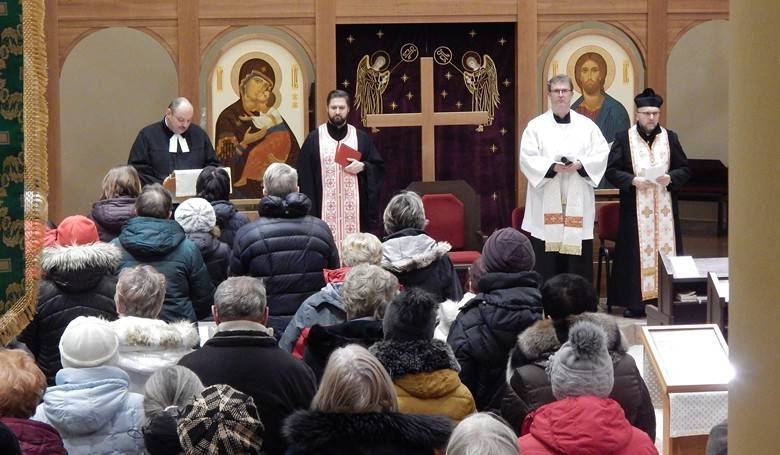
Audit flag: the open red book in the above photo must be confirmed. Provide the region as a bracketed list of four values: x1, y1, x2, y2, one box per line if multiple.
[335, 142, 361, 167]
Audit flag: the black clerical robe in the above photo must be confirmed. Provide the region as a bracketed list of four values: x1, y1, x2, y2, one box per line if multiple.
[296, 122, 385, 232]
[128, 119, 220, 186]
[605, 125, 691, 312]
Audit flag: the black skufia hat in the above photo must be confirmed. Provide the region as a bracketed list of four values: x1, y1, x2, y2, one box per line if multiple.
[634, 88, 663, 108]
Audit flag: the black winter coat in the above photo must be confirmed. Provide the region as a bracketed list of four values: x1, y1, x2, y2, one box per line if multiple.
[283, 410, 452, 455]
[211, 200, 249, 248]
[90, 197, 136, 242]
[447, 271, 543, 410]
[178, 327, 316, 455]
[185, 231, 230, 287]
[303, 318, 384, 381]
[18, 243, 120, 385]
[501, 311, 656, 441]
[230, 193, 340, 334]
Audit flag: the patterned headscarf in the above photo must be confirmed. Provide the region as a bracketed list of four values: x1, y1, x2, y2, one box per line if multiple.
[177, 384, 265, 455]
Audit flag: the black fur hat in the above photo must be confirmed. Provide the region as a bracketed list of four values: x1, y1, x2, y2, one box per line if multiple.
[382, 288, 439, 342]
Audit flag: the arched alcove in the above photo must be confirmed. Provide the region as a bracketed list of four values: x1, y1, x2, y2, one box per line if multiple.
[667, 20, 729, 165]
[60, 27, 177, 218]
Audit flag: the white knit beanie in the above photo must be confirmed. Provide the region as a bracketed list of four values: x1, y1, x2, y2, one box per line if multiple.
[59, 316, 119, 368]
[174, 197, 217, 234]
[548, 320, 614, 400]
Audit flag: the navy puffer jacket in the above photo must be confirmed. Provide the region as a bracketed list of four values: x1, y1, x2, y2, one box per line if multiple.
[230, 193, 339, 334]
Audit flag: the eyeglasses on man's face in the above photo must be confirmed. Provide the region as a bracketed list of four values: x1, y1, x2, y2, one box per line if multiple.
[637, 110, 661, 117]
[550, 89, 572, 95]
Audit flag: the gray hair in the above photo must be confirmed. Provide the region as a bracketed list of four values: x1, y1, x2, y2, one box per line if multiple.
[383, 191, 427, 235]
[168, 97, 192, 114]
[214, 276, 267, 321]
[547, 74, 574, 92]
[263, 163, 298, 197]
[143, 366, 204, 420]
[341, 233, 383, 266]
[115, 265, 166, 318]
[446, 413, 519, 455]
[135, 183, 172, 219]
[341, 264, 399, 320]
[312, 344, 398, 413]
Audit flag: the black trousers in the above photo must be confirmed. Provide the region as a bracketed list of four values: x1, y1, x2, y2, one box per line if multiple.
[531, 236, 593, 285]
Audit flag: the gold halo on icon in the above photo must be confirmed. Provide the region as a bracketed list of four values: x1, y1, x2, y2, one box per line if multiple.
[461, 51, 481, 71]
[370, 50, 391, 71]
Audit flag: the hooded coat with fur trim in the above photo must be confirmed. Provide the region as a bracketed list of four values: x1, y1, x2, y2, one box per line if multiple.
[502, 312, 656, 441]
[381, 228, 463, 303]
[446, 271, 543, 410]
[283, 410, 453, 455]
[370, 339, 475, 422]
[18, 242, 120, 385]
[110, 316, 199, 393]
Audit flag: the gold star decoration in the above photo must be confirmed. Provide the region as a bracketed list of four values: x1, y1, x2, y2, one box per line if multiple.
[455, 100, 462, 109]
[346, 35, 355, 44]
[405, 91, 414, 101]
[376, 30, 384, 39]
[489, 144, 498, 154]
[502, 79, 511, 87]
[499, 127, 508, 136]
[400, 73, 409, 83]
[440, 90, 448, 99]
[341, 79, 351, 88]
[390, 101, 398, 111]
[444, 71, 453, 80]
[468, 30, 477, 38]
[498, 37, 507, 46]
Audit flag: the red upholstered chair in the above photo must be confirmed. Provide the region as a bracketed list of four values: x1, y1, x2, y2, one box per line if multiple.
[511, 206, 532, 238]
[407, 180, 483, 271]
[596, 202, 620, 311]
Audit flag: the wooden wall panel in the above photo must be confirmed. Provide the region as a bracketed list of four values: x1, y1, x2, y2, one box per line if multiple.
[198, 0, 314, 20]
[668, 0, 728, 14]
[538, 0, 647, 15]
[58, 0, 177, 20]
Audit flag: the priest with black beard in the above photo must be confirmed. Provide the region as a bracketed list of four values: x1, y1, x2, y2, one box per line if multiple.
[605, 88, 690, 318]
[297, 89, 385, 241]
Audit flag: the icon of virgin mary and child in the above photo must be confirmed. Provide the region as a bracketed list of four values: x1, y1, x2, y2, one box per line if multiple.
[215, 58, 299, 198]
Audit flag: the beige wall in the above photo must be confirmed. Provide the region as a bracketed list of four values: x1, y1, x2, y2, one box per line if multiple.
[59, 27, 177, 220]
[667, 20, 729, 222]
[667, 20, 730, 166]
[729, 1, 780, 452]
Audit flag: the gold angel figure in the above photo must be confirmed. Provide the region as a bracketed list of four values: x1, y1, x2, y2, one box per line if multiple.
[462, 52, 500, 127]
[355, 51, 391, 130]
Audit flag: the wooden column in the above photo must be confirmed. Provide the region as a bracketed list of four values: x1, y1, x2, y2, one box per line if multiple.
[647, 0, 668, 115]
[315, 0, 336, 126]
[176, 0, 200, 112]
[516, 0, 537, 207]
[45, 0, 61, 222]
[729, 1, 780, 452]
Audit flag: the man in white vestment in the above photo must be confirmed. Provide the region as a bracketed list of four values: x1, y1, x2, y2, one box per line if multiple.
[519, 74, 610, 283]
[297, 90, 385, 245]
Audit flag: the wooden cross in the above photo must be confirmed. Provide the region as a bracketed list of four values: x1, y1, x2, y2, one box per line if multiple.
[365, 57, 489, 181]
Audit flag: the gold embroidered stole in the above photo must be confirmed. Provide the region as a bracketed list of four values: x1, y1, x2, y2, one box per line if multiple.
[628, 125, 676, 300]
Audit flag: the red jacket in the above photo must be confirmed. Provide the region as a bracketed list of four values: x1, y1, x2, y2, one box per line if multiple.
[1, 417, 67, 455]
[519, 396, 658, 455]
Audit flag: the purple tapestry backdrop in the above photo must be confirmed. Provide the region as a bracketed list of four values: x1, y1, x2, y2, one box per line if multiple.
[336, 23, 516, 234]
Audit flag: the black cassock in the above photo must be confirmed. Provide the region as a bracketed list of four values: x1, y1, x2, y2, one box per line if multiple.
[605, 126, 691, 313]
[296, 122, 385, 233]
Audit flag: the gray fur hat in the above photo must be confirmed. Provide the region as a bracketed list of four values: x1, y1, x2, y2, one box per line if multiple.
[175, 197, 216, 234]
[382, 288, 439, 342]
[548, 320, 614, 399]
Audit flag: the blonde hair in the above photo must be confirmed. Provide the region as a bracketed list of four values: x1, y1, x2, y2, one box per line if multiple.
[101, 165, 141, 199]
[341, 233, 383, 266]
[0, 349, 46, 418]
[341, 264, 399, 320]
[311, 344, 398, 413]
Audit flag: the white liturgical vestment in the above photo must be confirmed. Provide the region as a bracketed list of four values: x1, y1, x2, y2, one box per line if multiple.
[519, 110, 609, 241]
